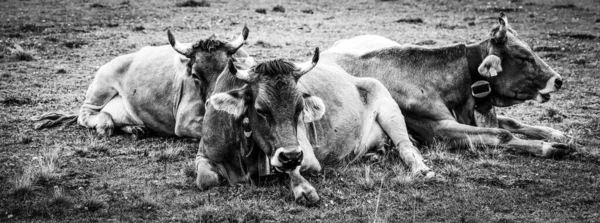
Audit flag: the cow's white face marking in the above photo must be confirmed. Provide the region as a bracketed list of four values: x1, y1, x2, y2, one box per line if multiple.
[538, 76, 559, 95]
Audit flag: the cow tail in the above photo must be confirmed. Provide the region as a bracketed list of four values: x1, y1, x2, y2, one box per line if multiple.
[30, 113, 78, 129]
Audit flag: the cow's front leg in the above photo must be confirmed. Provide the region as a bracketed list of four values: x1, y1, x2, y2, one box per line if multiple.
[376, 100, 434, 178]
[435, 120, 573, 157]
[195, 152, 222, 190]
[497, 116, 567, 141]
[360, 77, 433, 178]
[286, 166, 319, 205]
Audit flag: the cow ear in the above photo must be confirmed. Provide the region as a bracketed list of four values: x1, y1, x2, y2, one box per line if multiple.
[302, 94, 325, 123]
[209, 85, 252, 118]
[478, 55, 503, 77]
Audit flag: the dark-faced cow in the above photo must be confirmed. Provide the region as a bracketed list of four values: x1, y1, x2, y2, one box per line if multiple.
[31, 26, 255, 138]
[324, 13, 571, 157]
[196, 48, 433, 204]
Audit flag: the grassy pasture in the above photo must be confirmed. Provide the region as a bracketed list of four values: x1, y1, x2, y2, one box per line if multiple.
[1, 0, 599, 222]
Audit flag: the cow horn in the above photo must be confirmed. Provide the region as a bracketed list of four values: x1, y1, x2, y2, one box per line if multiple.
[293, 47, 320, 79]
[493, 13, 508, 44]
[226, 25, 250, 54]
[228, 58, 258, 82]
[167, 30, 193, 57]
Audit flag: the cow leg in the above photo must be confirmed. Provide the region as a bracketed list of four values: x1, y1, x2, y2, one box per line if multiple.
[78, 83, 118, 137]
[99, 95, 147, 138]
[357, 78, 433, 178]
[195, 152, 222, 190]
[435, 120, 572, 157]
[497, 116, 567, 141]
[286, 166, 319, 205]
[376, 98, 434, 178]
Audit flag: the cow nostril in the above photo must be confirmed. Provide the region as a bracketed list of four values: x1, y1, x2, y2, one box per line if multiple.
[278, 150, 303, 166]
[555, 78, 563, 89]
[278, 153, 290, 162]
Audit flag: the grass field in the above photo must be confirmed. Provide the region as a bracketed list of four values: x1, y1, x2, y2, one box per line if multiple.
[1, 0, 599, 222]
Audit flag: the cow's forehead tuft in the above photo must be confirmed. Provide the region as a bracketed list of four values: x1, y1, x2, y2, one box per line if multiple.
[191, 38, 226, 52]
[252, 59, 296, 78]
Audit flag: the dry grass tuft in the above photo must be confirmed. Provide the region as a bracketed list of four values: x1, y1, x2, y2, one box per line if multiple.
[391, 172, 416, 187]
[81, 198, 107, 212]
[474, 158, 505, 168]
[50, 186, 71, 206]
[357, 165, 375, 190]
[407, 188, 427, 203]
[11, 168, 37, 196]
[183, 161, 196, 179]
[440, 164, 462, 178]
[9, 44, 35, 61]
[156, 147, 183, 162]
[34, 147, 61, 186]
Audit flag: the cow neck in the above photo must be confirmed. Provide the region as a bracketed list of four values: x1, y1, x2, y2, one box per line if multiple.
[466, 40, 494, 113]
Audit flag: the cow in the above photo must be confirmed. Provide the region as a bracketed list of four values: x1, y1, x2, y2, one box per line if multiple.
[322, 13, 572, 157]
[196, 47, 433, 205]
[31, 26, 255, 138]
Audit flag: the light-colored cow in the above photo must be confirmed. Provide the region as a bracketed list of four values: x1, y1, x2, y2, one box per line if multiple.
[323, 13, 571, 157]
[32, 27, 255, 138]
[196, 47, 433, 205]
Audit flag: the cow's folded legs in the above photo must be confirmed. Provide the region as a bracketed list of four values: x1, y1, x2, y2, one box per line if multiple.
[286, 166, 319, 205]
[435, 120, 572, 157]
[497, 116, 567, 141]
[77, 74, 118, 136]
[79, 109, 115, 137]
[195, 153, 221, 191]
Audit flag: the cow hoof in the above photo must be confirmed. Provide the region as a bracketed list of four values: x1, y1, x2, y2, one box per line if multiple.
[542, 143, 574, 158]
[293, 183, 320, 206]
[415, 170, 436, 180]
[122, 126, 147, 139]
[364, 153, 380, 162]
[550, 131, 570, 142]
[97, 125, 114, 137]
[195, 167, 220, 191]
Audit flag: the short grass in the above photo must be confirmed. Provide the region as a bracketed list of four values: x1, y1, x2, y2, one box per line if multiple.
[1, 0, 600, 222]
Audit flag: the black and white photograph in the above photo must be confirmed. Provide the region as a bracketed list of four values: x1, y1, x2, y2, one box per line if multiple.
[1, 0, 599, 222]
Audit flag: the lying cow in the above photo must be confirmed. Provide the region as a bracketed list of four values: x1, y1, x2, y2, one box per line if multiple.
[196, 47, 433, 205]
[31, 26, 254, 138]
[324, 13, 571, 156]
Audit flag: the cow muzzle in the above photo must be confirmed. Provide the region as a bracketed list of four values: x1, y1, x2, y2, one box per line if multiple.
[536, 76, 562, 103]
[539, 76, 563, 94]
[270, 146, 304, 171]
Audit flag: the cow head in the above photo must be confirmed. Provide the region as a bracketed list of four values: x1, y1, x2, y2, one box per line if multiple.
[477, 13, 563, 106]
[167, 26, 254, 87]
[210, 48, 324, 170]
[207, 48, 324, 204]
